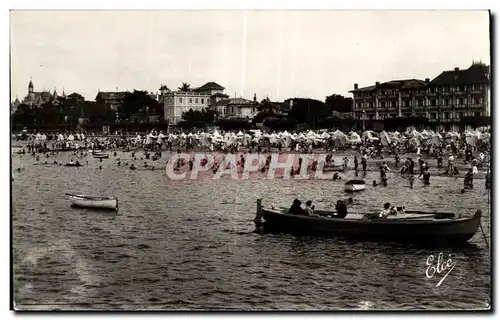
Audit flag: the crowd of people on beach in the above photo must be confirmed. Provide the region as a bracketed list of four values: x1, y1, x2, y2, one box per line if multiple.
[14, 127, 490, 191]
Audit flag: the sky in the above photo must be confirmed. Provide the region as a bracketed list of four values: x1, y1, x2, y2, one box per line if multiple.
[10, 10, 490, 102]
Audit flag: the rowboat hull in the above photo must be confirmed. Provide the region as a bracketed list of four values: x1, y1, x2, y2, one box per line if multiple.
[259, 208, 481, 244]
[69, 195, 118, 211]
[344, 180, 366, 192]
[93, 154, 109, 159]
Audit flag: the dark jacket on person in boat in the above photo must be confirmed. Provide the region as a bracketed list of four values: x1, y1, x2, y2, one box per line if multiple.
[289, 199, 304, 215]
[335, 200, 348, 218]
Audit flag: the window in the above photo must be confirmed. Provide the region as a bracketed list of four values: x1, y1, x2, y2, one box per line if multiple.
[369, 102, 373, 108]
[387, 90, 392, 95]
[391, 101, 397, 108]
[381, 101, 386, 108]
[431, 99, 436, 106]
[418, 100, 423, 107]
[381, 90, 386, 95]
[201, 98, 204, 104]
[444, 112, 450, 119]
[458, 112, 463, 119]
[474, 112, 480, 117]
[357, 102, 362, 108]
[404, 100, 410, 107]
[431, 113, 436, 119]
[189, 98, 193, 103]
[179, 98, 182, 103]
[195, 98, 198, 103]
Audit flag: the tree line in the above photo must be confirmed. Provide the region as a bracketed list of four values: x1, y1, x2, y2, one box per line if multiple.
[13, 86, 487, 132]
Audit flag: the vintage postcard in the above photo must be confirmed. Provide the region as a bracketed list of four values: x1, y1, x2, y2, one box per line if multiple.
[10, 10, 491, 311]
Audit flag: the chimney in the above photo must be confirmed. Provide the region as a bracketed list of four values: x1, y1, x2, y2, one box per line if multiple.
[375, 82, 380, 87]
[454, 67, 459, 71]
[354, 83, 359, 90]
[425, 78, 430, 84]
[253, 93, 257, 102]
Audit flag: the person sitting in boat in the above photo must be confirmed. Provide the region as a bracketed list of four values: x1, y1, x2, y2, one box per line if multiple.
[75, 161, 81, 166]
[69, 159, 74, 165]
[379, 203, 392, 219]
[130, 164, 136, 170]
[335, 200, 348, 218]
[304, 200, 315, 216]
[289, 199, 304, 215]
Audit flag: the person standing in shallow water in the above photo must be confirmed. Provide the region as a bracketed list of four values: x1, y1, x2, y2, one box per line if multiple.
[361, 154, 367, 173]
[421, 167, 431, 185]
[379, 166, 388, 186]
[354, 156, 359, 171]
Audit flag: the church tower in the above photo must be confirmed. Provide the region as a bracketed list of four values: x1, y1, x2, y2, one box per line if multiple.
[28, 78, 34, 93]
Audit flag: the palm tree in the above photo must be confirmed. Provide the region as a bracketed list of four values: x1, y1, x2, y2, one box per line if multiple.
[178, 82, 191, 92]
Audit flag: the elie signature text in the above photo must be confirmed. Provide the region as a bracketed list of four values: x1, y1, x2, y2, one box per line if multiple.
[426, 253, 456, 287]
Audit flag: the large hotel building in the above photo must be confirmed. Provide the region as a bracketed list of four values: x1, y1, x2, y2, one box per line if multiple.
[350, 62, 491, 124]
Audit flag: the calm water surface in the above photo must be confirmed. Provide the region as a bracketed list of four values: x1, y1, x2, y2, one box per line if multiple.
[12, 151, 491, 310]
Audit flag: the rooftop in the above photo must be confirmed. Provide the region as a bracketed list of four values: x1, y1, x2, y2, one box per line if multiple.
[95, 91, 129, 100]
[194, 81, 225, 91]
[213, 97, 259, 107]
[430, 63, 490, 86]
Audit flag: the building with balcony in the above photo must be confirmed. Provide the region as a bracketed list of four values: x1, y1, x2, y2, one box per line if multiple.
[161, 81, 228, 125]
[350, 62, 491, 125]
[213, 95, 260, 119]
[95, 90, 129, 111]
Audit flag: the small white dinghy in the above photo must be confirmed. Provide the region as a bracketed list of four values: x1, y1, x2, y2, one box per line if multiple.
[344, 179, 366, 192]
[93, 153, 109, 159]
[67, 193, 118, 211]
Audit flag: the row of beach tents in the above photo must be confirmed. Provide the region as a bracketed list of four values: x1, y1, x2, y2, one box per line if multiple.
[21, 129, 490, 148]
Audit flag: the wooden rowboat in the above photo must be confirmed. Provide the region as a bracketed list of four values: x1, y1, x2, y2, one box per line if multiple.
[93, 154, 109, 159]
[67, 193, 118, 211]
[344, 179, 366, 192]
[254, 200, 481, 245]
